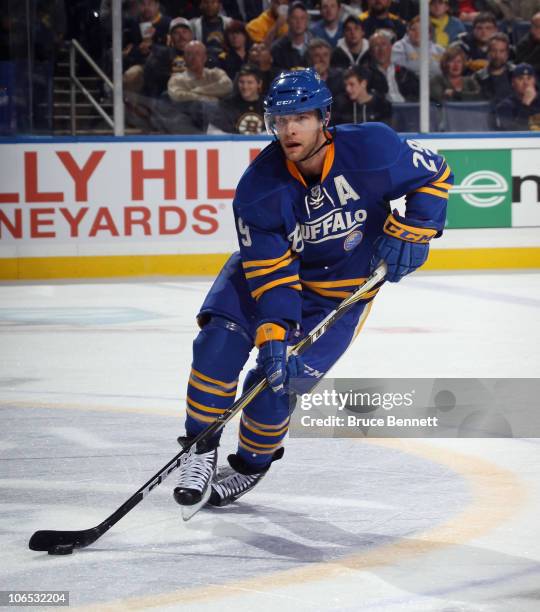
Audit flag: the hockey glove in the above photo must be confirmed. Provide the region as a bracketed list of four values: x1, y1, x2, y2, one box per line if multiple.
[255, 323, 304, 396]
[371, 212, 437, 283]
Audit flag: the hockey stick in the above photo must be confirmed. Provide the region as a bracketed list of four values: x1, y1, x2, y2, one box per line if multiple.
[28, 262, 386, 554]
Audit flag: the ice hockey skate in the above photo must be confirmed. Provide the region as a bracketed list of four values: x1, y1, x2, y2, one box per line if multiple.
[209, 448, 284, 507]
[173, 437, 217, 521]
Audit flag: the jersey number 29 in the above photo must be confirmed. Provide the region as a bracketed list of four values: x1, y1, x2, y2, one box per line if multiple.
[407, 139, 437, 173]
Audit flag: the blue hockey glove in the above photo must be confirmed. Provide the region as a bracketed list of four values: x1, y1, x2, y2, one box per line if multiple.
[255, 323, 304, 395]
[371, 212, 437, 283]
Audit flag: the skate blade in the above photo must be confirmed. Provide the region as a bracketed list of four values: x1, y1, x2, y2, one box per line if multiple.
[181, 484, 212, 521]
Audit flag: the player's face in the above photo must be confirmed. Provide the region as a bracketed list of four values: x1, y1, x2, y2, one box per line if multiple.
[273, 111, 325, 162]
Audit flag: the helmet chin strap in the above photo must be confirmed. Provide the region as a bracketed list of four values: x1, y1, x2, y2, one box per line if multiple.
[297, 127, 333, 163]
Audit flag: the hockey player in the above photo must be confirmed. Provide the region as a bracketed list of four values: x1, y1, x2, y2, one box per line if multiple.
[174, 68, 452, 516]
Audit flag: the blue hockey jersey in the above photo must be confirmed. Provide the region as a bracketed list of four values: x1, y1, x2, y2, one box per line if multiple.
[232, 122, 452, 327]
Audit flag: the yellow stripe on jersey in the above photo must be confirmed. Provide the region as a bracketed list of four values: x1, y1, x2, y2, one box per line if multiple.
[302, 277, 367, 289]
[242, 414, 290, 430]
[303, 284, 380, 300]
[191, 367, 237, 390]
[242, 248, 292, 270]
[352, 300, 373, 341]
[305, 287, 352, 298]
[186, 406, 222, 423]
[251, 275, 301, 300]
[187, 397, 228, 414]
[244, 256, 295, 279]
[414, 186, 449, 199]
[239, 438, 283, 455]
[239, 431, 284, 450]
[434, 162, 451, 184]
[188, 377, 237, 397]
[432, 180, 453, 190]
[241, 415, 290, 437]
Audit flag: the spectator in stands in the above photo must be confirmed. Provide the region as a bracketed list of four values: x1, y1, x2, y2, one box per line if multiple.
[333, 65, 392, 124]
[222, 0, 265, 22]
[495, 62, 540, 129]
[392, 15, 445, 77]
[247, 42, 280, 93]
[142, 17, 193, 98]
[207, 65, 265, 133]
[310, 0, 344, 48]
[430, 45, 482, 101]
[247, 0, 289, 46]
[516, 12, 540, 77]
[190, 0, 232, 61]
[490, 1, 540, 22]
[359, 0, 406, 41]
[218, 21, 251, 80]
[331, 15, 369, 69]
[271, 2, 311, 70]
[307, 38, 344, 95]
[429, 0, 466, 48]
[367, 30, 419, 101]
[482, 0, 540, 23]
[123, 0, 171, 92]
[455, 0, 507, 23]
[168, 40, 233, 102]
[173, 1, 200, 19]
[474, 33, 514, 103]
[453, 12, 499, 72]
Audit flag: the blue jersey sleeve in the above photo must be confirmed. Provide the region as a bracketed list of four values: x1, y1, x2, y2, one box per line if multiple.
[384, 137, 453, 235]
[233, 185, 302, 327]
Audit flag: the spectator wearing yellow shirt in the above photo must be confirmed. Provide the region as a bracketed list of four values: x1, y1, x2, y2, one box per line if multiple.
[247, 0, 289, 46]
[429, 0, 466, 48]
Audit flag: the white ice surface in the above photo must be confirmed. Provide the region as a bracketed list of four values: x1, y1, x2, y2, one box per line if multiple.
[1, 271, 540, 611]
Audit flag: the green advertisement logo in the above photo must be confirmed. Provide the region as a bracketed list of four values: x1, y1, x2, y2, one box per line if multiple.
[441, 149, 512, 228]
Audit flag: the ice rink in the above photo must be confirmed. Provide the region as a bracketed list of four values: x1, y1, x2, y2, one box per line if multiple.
[1, 270, 540, 611]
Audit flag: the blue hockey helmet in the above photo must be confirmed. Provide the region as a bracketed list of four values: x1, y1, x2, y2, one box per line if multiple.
[263, 69, 332, 135]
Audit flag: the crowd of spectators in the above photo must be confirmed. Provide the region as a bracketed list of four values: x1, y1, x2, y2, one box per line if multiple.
[20, 0, 540, 133]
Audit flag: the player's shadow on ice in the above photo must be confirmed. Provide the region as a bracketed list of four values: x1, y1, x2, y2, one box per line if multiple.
[188, 506, 540, 608]
[189, 502, 397, 563]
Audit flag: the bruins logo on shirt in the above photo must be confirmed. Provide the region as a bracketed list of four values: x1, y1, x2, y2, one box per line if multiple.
[236, 111, 264, 135]
[206, 31, 225, 48]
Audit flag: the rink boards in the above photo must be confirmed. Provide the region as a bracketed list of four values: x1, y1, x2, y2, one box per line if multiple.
[0, 133, 539, 279]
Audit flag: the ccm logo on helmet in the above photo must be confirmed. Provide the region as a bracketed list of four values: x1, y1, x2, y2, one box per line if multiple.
[276, 100, 294, 105]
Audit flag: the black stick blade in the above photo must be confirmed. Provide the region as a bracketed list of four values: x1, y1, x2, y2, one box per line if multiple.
[29, 528, 101, 551]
